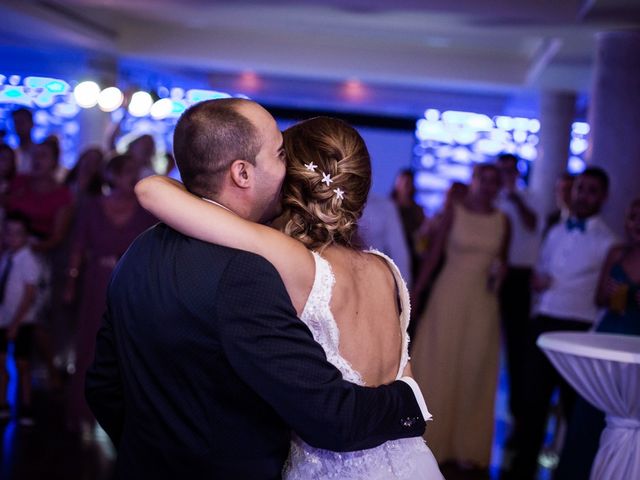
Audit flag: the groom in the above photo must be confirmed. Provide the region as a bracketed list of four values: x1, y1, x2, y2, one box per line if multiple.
[86, 98, 429, 479]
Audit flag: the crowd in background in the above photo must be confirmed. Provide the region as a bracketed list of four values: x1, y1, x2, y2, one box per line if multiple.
[0, 106, 638, 480]
[363, 154, 639, 479]
[0, 108, 157, 436]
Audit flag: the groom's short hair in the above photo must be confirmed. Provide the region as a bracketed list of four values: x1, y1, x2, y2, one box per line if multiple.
[173, 98, 260, 197]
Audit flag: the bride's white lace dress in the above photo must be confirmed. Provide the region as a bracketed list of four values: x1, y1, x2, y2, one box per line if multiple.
[284, 250, 444, 479]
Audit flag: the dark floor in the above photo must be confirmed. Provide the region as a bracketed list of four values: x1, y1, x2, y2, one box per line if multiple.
[1, 351, 557, 480]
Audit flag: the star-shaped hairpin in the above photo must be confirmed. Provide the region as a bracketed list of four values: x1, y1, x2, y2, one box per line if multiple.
[333, 187, 345, 200]
[321, 172, 334, 186]
[305, 162, 317, 172]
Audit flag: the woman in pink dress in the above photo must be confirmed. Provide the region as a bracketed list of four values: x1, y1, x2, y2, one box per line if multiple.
[65, 154, 156, 434]
[7, 137, 74, 386]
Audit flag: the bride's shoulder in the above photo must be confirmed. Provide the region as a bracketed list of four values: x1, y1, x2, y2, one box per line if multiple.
[363, 248, 403, 276]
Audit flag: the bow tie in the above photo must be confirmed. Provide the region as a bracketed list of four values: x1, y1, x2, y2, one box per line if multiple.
[566, 218, 587, 232]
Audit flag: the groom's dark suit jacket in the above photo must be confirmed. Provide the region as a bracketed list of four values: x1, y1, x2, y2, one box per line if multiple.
[86, 224, 425, 480]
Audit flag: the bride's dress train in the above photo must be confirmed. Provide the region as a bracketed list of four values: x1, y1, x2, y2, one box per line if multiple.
[284, 250, 444, 479]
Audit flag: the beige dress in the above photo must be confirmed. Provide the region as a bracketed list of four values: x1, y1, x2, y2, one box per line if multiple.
[411, 204, 506, 467]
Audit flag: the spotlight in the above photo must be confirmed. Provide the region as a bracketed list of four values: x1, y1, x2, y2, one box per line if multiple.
[128, 91, 153, 117]
[74, 81, 101, 108]
[342, 78, 366, 100]
[150, 98, 173, 120]
[98, 87, 124, 112]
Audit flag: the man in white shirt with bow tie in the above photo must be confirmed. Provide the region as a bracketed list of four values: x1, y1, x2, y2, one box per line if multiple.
[509, 166, 617, 480]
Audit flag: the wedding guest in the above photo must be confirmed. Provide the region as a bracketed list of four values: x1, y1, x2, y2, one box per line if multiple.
[127, 134, 156, 179]
[410, 181, 467, 328]
[391, 169, 425, 278]
[554, 197, 640, 479]
[7, 137, 74, 250]
[495, 153, 539, 438]
[0, 144, 16, 199]
[57, 147, 107, 372]
[64, 147, 105, 201]
[64, 154, 156, 435]
[508, 167, 617, 480]
[359, 193, 412, 285]
[0, 145, 17, 222]
[411, 164, 510, 472]
[11, 108, 36, 174]
[0, 212, 42, 425]
[421, 182, 469, 246]
[543, 172, 574, 238]
[6, 137, 74, 386]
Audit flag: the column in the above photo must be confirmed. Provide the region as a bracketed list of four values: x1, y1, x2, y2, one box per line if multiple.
[76, 55, 118, 155]
[587, 31, 640, 235]
[530, 90, 576, 218]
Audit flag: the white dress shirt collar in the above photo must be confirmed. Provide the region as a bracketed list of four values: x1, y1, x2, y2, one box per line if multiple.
[202, 197, 232, 213]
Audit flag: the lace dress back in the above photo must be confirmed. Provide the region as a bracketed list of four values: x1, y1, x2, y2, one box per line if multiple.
[284, 250, 444, 480]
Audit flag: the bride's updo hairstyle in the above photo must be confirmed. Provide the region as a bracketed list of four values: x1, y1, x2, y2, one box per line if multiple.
[281, 117, 371, 251]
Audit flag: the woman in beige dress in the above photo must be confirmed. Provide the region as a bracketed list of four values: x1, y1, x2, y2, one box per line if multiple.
[411, 163, 510, 471]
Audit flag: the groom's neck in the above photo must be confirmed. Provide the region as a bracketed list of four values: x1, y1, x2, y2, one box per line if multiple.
[210, 190, 255, 221]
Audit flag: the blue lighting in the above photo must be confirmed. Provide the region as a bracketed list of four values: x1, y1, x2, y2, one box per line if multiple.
[24, 76, 69, 92]
[2, 74, 82, 169]
[1, 420, 17, 478]
[414, 109, 590, 212]
[171, 102, 186, 116]
[45, 81, 66, 93]
[0, 87, 30, 106]
[0, 72, 244, 173]
[186, 89, 231, 104]
[568, 156, 586, 174]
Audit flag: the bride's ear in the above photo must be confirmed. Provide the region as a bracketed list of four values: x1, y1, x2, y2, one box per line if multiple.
[229, 160, 253, 189]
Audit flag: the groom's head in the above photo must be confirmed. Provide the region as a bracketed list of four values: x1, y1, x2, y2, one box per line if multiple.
[173, 98, 286, 223]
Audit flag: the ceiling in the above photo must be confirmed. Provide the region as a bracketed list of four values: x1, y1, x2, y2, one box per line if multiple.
[1, 0, 640, 117]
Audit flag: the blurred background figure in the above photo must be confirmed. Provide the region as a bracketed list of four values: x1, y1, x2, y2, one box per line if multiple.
[126, 134, 156, 179]
[419, 182, 470, 254]
[7, 137, 74, 251]
[409, 181, 468, 336]
[0, 144, 17, 218]
[391, 168, 425, 280]
[544, 172, 575, 237]
[495, 153, 539, 447]
[359, 193, 412, 286]
[411, 164, 510, 475]
[508, 167, 617, 480]
[11, 108, 36, 174]
[6, 136, 75, 386]
[64, 147, 105, 203]
[0, 212, 42, 426]
[64, 154, 156, 436]
[554, 197, 640, 480]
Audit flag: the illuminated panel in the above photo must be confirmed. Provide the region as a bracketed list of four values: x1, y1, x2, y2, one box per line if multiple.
[1, 75, 241, 172]
[413, 109, 589, 213]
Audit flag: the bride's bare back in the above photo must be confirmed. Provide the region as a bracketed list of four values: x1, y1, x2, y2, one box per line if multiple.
[321, 246, 403, 387]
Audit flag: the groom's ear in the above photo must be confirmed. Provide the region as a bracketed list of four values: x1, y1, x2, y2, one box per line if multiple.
[229, 160, 253, 189]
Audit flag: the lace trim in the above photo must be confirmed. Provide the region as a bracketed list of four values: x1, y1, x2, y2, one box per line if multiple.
[364, 249, 411, 379]
[301, 251, 364, 385]
[285, 436, 431, 479]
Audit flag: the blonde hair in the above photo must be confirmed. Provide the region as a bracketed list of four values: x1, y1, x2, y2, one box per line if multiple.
[281, 117, 371, 251]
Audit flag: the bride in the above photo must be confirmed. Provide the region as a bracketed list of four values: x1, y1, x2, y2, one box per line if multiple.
[136, 116, 444, 479]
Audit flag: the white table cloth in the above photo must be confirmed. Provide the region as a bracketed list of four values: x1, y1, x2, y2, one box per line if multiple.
[537, 332, 640, 480]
